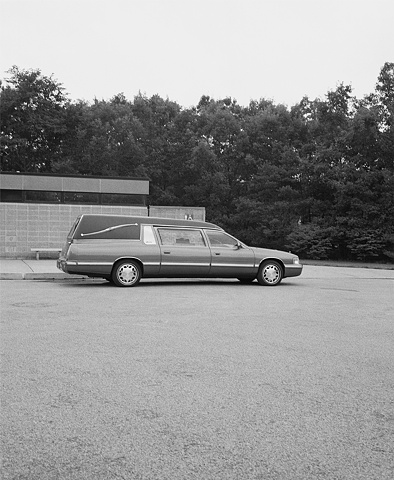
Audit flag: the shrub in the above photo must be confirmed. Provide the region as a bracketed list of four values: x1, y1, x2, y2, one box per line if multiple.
[286, 224, 334, 259]
[347, 230, 387, 261]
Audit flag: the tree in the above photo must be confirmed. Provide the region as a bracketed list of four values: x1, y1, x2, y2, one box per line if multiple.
[375, 62, 394, 128]
[189, 97, 251, 223]
[55, 96, 148, 177]
[0, 66, 69, 172]
[1, 63, 393, 262]
[130, 94, 183, 203]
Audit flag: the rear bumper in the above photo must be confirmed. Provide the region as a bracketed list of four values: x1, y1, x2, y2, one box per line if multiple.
[57, 258, 67, 273]
[57, 258, 78, 274]
[56, 258, 111, 278]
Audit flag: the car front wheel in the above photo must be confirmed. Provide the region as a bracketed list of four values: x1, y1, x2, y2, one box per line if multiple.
[112, 260, 142, 287]
[257, 261, 283, 286]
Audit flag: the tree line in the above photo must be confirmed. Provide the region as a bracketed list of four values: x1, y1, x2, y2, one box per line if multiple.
[1, 64, 393, 262]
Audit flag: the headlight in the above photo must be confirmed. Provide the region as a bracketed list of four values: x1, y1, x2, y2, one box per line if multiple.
[293, 256, 299, 264]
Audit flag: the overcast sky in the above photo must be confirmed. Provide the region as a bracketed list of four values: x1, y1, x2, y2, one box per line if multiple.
[1, 0, 393, 108]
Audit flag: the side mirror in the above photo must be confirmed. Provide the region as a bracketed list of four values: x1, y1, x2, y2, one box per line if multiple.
[236, 242, 243, 249]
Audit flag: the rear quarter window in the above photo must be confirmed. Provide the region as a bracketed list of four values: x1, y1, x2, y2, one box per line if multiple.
[143, 225, 157, 245]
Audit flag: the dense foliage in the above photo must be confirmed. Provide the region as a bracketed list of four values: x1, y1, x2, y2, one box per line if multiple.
[1, 64, 393, 261]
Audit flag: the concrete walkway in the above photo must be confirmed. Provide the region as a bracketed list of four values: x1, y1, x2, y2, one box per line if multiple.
[0, 258, 393, 281]
[0, 259, 86, 280]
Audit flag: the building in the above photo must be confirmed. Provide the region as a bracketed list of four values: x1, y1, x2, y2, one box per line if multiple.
[0, 172, 205, 258]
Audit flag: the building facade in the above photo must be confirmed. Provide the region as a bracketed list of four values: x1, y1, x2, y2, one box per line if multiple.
[0, 172, 205, 258]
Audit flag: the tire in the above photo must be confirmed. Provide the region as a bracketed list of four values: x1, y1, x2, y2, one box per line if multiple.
[257, 261, 283, 286]
[112, 260, 142, 287]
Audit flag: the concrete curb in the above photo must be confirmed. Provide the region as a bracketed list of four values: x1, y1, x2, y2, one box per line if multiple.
[0, 273, 25, 280]
[24, 273, 89, 280]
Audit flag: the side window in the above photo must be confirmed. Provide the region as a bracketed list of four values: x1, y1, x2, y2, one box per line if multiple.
[157, 229, 206, 247]
[206, 231, 239, 248]
[143, 225, 157, 245]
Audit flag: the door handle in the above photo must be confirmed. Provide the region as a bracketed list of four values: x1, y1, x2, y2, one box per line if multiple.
[163, 251, 171, 254]
[215, 252, 221, 255]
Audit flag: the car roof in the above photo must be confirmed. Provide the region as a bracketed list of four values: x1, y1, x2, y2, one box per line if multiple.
[78, 214, 222, 230]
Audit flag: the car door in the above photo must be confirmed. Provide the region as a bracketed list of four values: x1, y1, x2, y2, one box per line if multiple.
[156, 227, 211, 277]
[205, 230, 256, 277]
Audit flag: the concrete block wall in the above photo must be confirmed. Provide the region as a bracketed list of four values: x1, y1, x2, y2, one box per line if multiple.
[0, 203, 148, 259]
[149, 206, 205, 221]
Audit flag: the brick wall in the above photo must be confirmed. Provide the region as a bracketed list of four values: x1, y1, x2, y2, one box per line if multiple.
[0, 203, 206, 258]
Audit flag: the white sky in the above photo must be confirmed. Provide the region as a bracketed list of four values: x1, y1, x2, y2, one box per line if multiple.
[1, 0, 393, 108]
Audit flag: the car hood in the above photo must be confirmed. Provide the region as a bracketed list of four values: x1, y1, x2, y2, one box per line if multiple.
[248, 246, 298, 263]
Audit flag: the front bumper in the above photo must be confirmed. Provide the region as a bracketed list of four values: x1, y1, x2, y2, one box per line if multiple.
[284, 263, 303, 278]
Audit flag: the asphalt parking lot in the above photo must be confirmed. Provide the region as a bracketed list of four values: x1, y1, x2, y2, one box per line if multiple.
[1, 265, 393, 479]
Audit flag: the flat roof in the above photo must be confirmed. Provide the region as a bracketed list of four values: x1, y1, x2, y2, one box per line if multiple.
[0, 171, 149, 181]
[0, 172, 149, 195]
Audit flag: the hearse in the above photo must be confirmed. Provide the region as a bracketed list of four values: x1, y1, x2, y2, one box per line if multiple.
[57, 214, 302, 286]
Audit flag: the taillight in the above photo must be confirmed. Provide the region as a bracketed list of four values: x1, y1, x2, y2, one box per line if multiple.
[61, 240, 72, 259]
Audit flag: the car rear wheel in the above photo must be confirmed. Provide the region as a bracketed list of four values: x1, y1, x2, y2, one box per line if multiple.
[257, 261, 283, 286]
[112, 260, 141, 287]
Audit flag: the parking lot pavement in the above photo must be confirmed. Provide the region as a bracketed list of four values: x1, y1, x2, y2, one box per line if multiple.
[1, 269, 393, 480]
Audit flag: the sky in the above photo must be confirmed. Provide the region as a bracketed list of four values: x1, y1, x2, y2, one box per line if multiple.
[1, 0, 393, 108]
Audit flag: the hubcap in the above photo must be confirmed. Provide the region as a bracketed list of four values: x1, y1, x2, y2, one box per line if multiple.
[263, 265, 280, 284]
[118, 264, 138, 285]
